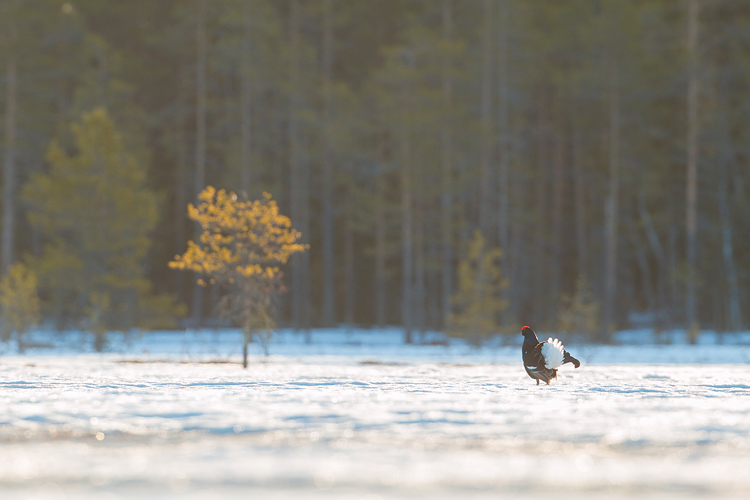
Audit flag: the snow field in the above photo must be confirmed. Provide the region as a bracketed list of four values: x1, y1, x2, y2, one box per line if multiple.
[2, 346, 750, 500]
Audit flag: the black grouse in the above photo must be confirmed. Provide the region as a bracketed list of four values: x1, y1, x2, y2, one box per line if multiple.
[521, 326, 580, 385]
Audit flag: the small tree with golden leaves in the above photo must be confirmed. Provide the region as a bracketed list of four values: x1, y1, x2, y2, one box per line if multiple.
[170, 186, 308, 367]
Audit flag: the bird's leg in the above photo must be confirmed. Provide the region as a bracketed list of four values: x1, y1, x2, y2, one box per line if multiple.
[536, 379, 540, 386]
[546, 380, 550, 385]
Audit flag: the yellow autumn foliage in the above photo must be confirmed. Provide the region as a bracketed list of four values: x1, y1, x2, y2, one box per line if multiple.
[169, 186, 308, 284]
[171, 186, 308, 364]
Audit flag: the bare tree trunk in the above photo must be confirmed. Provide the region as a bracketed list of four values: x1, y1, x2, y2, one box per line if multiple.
[638, 191, 667, 325]
[717, 84, 741, 332]
[375, 199, 387, 327]
[288, 0, 310, 340]
[533, 100, 549, 323]
[471, 0, 494, 340]
[242, 332, 249, 369]
[602, 60, 620, 342]
[194, 0, 207, 191]
[440, 0, 454, 329]
[668, 226, 679, 324]
[573, 125, 587, 280]
[289, 0, 302, 330]
[192, 0, 207, 325]
[496, 0, 510, 256]
[479, 0, 494, 239]
[344, 203, 355, 327]
[375, 138, 387, 327]
[2, 39, 17, 276]
[496, 0, 511, 326]
[414, 176, 426, 342]
[174, 64, 189, 303]
[685, 0, 700, 332]
[240, 4, 253, 194]
[400, 75, 413, 344]
[321, 0, 336, 327]
[632, 228, 654, 310]
[718, 164, 740, 331]
[550, 128, 564, 321]
[507, 185, 526, 322]
[427, 248, 441, 330]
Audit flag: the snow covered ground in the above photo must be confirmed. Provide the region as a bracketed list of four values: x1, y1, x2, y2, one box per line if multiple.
[2, 329, 750, 499]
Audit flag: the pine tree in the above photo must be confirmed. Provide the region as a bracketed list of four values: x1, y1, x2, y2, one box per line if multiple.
[5, 1, 750, 335]
[170, 186, 308, 367]
[0, 262, 40, 353]
[448, 231, 507, 346]
[558, 274, 600, 341]
[23, 108, 181, 350]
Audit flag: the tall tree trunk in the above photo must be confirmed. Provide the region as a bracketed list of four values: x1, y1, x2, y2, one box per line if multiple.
[240, 4, 253, 194]
[194, 0, 207, 201]
[507, 188, 526, 322]
[668, 226, 679, 325]
[718, 163, 740, 331]
[602, 60, 620, 342]
[288, 0, 310, 340]
[289, 0, 301, 330]
[414, 173, 426, 342]
[685, 0, 700, 332]
[496, 0, 511, 325]
[2, 39, 17, 275]
[373, 128, 389, 328]
[496, 0, 510, 255]
[400, 73, 413, 344]
[533, 100, 549, 323]
[479, 0, 493, 239]
[321, 0, 336, 327]
[632, 228, 654, 311]
[573, 125, 587, 280]
[375, 168, 387, 327]
[427, 248, 441, 330]
[174, 64, 189, 304]
[440, 0, 454, 330]
[717, 85, 741, 332]
[638, 191, 666, 325]
[344, 202, 355, 327]
[469, 0, 494, 343]
[550, 128, 564, 321]
[192, 0, 207, 325]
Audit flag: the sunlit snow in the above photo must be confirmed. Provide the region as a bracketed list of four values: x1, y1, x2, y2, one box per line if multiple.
[2, 329, 750, 499]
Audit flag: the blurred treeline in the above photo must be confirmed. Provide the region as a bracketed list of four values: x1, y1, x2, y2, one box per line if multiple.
[1, 0, 749, 341]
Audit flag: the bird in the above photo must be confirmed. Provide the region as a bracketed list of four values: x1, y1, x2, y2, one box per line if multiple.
[521, 325, 580, 385]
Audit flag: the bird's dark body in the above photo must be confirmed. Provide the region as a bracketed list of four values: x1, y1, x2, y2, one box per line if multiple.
[521, 326, 580, 385]
[522, 344, 558, 384]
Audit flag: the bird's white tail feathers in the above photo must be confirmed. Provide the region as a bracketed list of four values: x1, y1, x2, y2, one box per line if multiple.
[541, 338, 565, 369]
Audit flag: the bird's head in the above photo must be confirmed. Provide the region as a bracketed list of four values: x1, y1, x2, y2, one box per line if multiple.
[521, 326, 539, 344]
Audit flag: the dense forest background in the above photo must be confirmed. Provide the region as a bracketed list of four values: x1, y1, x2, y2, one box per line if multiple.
[2, 0, 749, 343]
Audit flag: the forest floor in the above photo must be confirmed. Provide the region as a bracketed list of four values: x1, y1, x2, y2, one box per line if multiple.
[1, 329, 750, 499]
